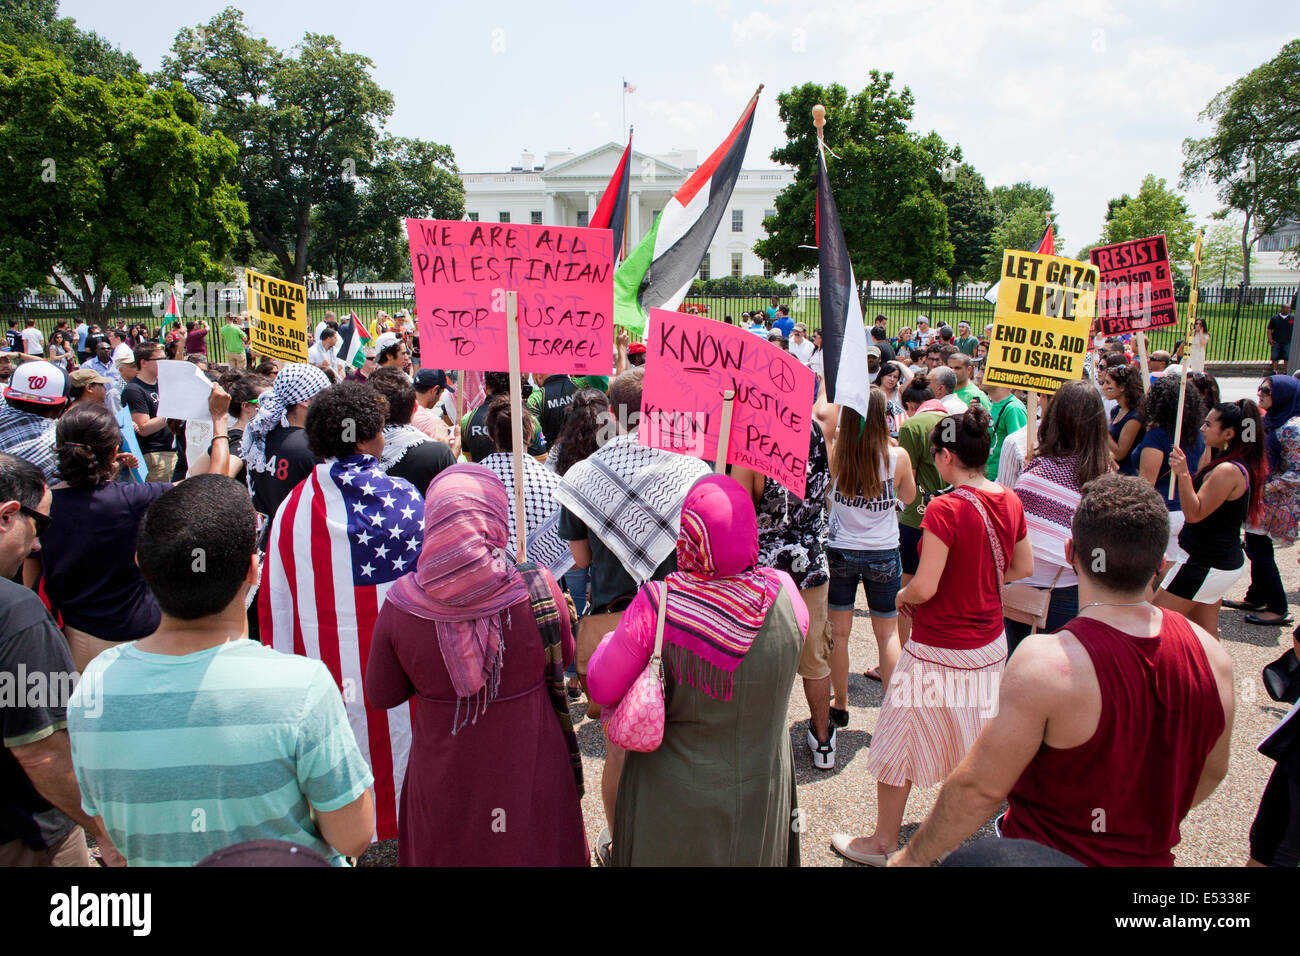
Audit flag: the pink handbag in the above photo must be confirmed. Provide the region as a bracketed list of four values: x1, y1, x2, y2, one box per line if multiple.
[602, 581, 669, 752]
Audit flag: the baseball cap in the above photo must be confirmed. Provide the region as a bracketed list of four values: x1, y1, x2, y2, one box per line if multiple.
[917, 315, 930, 325]
[114, 353, 137, 369]
[5, 360, 67, 405]
[793, 322, 807, 333]
[374, 332, 400, 354]
[413, 368, 454, 392]
[866, 345, 882, 359]
[69, 368, 111, 388]
[627, 343, 647, 355]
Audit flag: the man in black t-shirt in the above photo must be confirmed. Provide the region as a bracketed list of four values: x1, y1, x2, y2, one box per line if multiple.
[459, 371, 546, 462]
[527, 374, 578, 448]
[0, 453, 123, 866]
[241, 363, 331, 523]
[121, 342, 175, 482]
[1269, 303, 1294, 375]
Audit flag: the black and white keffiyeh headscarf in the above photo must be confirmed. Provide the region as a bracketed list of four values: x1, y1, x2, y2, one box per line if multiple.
[240, 364, 331, 474]
[480, 451, 574, 579]
[379, 424, 430, 471]
[553, 434, 711, 584]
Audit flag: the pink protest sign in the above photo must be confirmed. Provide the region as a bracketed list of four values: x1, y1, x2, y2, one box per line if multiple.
[639, 308, 814, 498]
[406, 219, 615, 375]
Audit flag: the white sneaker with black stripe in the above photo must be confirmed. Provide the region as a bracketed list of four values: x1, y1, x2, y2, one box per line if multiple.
[807, 726, 836, 770]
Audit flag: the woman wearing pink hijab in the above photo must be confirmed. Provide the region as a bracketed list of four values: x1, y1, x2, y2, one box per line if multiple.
[365, 464, 587, 866]
[587, 475, 809, 866]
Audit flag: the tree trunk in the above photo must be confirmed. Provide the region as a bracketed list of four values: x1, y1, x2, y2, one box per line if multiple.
[950, 278, 957, 309]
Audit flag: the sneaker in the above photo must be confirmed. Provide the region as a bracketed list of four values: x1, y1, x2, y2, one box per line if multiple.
[808, 726, 836, 770]
[829, 706, 850, 729]
[594, 826, 613, 867]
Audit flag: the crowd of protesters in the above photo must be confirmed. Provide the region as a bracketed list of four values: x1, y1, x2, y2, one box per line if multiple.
[0, 298, 1298, 871]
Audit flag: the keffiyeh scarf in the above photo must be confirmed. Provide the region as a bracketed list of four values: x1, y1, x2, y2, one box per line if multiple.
[552, 434, 710, 584]
[379, 424, 430, 470]
[481, 452, 575, 579]
[240, 364, 331, 474]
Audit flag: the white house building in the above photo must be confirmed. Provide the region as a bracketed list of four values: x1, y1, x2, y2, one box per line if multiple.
[460, 144, 798, 282]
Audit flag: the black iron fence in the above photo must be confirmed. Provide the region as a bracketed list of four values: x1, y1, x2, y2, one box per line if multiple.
[4, 283, 1297, 365]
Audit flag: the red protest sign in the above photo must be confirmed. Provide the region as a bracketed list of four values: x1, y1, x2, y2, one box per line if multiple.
[1089, 235, 1178, 336]
[406, 219, 615, 375]
[639, 308, 814, 498]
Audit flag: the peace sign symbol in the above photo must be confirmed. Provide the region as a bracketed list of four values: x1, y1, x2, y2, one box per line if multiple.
[769, 357, 796, 392]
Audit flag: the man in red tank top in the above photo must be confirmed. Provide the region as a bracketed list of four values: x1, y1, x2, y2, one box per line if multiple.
[892, 474, 1235, 866]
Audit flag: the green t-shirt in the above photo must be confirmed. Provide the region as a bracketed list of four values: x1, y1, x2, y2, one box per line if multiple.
[954, 336, 980, 356]
[986, 394, 1028, 481]
[955, 382, 990, 409]
[572, 375, 608, 392]
[218, 323, 247, 355]
[898, 410, 946, 529]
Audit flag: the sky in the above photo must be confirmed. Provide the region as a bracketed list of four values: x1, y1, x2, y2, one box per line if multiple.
[61, 0, 1288, 255]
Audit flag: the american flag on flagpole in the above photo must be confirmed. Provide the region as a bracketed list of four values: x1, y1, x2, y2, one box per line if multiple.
[259, 455, 425, 842]
[623, 81, 636, 94]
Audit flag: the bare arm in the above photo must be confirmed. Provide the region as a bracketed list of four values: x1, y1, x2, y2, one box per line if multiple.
[894, 447, 917, 506]
[131, 410, 168, 437]
[897, 529, 949, 607]
[315, 789, 375, 859]
[1190, 626, 1235, 807]
[729, 464, 765, 504]
[1005, 533, 1035, 583]
[567, 538, 592, 570]
[1137, 446, 1163, 487]
[12, 732, 125, 865]
[1109, 419, 1142, 463]
[1171, 454, 1243, 524]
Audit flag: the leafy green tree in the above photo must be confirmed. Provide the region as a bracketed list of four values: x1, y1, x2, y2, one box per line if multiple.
[309, 137, 464, 294]
[939, 162, 996, 292]
[0, 44, 246, 320]
[0, 0, 138, 80]
[162, 8, 396, 285]
[1098, 174, 1197, 274]
[755, 74, 954, 289]
[1181, 39, 1300, 288]
[1201, 219, 1256, 287]
[981, 182, 1060, 280]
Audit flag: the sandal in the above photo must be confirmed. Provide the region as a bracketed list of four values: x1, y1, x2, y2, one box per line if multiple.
[863, 666, 882, 682]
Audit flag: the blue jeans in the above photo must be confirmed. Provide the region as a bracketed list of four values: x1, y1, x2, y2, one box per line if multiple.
[1004, 585, 1079, 656]
[562, 565, 589, 678]
[826, 547, 901, 617]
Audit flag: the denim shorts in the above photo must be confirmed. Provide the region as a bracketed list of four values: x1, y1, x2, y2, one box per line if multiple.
[826, 547, 901, 617]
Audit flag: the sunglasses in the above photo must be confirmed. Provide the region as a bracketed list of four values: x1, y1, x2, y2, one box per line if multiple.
[18, 504, 50, 536]
[1259, 387, 1272, 395]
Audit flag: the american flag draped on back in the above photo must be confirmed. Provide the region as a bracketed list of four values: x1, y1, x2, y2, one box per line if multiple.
[259, 454, 425, 841]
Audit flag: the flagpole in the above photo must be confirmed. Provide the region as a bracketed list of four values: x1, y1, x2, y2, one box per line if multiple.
[1170, 229, 1204, 501]
[506, 291, 528, 559]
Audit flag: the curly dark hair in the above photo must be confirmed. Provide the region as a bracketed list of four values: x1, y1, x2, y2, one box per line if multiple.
[1105, 362, 1144, 410]
[484, 393, 535, 453]
[484, 372, 511, 395]
[1188, 371, 1220, 412]
[1139, 374, 1203, 451]
[367, 367, 416, 426]
[55, 402, 122, 490]
[555, 388, 610, 475]
[304, 382, 388, 459]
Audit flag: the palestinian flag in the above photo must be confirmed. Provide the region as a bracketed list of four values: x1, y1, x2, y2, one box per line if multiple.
[984, 224, 1055, 303]
[337, 312, 372, 369]
[591, 132, 632, 260]
[164, 289, 181, 322]
[816, 144, 870, 420]
[613, 87, 762, 333]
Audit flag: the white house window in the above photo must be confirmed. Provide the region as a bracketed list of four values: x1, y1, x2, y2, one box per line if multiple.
[530, 210, 542, 224]
[699, 255, 710, 281]
[577, 210, 589, 228]
[763, 260, 773, 279]
[765, 208, 776, 222]
[731, 253, 743, 277]
[732, 209, 743, 233]
[499, 212, 511, 223]
[466, 212, 479, 221]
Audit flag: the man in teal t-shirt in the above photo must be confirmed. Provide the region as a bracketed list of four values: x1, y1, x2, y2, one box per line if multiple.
[953, 321, 980, 357]
[986, 385, 1028, 481]
[948, 352, 989, 409]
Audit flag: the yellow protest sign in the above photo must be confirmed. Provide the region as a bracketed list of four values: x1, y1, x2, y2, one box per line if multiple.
[983, 250, 1098, 394]
[244, 268, 308, 363]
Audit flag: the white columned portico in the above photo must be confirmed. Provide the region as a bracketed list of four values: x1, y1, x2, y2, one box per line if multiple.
[544, 190, 560, 225]
[586, 191, 597, 218]
[628, 190, 641, 246]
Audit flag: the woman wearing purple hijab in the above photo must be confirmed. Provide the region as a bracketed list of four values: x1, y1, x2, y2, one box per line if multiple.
[365, 464, 588, 866]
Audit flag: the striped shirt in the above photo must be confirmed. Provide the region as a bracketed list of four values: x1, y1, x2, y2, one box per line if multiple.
[1012, 455, 1081, 588]
[68, 640, 373, 867]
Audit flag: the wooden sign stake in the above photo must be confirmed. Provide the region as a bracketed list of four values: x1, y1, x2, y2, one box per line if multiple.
[715, 389, 736, 474]
[1025, 390, 1039, 465]
[1169, 230, 1203, 501]
[1135, 331, 1151, 394]
[506, 291, 528, 559]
